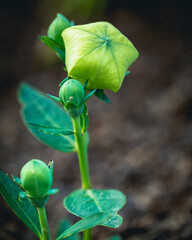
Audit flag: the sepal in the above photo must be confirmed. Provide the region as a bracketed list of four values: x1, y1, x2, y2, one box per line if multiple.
[12, 175, 22, 186]
[47, 94, 64, 104]
[46, 189, 59, 195]
[94, 89, 111, 104]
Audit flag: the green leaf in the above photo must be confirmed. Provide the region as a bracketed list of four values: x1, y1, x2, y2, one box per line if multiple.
[64, 189, 126, 228]
[39, 36, 65, 62]
[40, 36, 61, 51]
[12, 175, 22, 186]
[57, 213, 110, 240]
[55, 219, 80, 240]
[59, 77, 70, 87]
[18, 83, 76, 152]
[46, 189, 59, 195]
[55, 46, 66, 62]
[81, 89, 96, 104]
[80, 105, 89, 133]
[125, 70, 131, 76]
[47, 94, 63, 104]
[26, 123, 74, 136]
[94, 89, 111, 104]
[0, 171, 42, 238]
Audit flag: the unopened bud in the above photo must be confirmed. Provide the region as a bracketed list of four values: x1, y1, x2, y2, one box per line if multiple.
[20, 159, 53, 200]
[59, 79, 85, 118]
[48, 13, 71, 47]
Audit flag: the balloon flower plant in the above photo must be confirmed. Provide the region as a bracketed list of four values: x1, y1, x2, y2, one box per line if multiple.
[0, 13, 139, 240]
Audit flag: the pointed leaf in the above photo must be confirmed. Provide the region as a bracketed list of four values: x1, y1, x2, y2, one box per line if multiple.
[40, 36, 62, 51]
[80, 105, 89, 133]
[82, 89, 96, 105]
[94, 89, 111, 104]
[0, 171, 42, 238]
[47, 94, 63, 104]
[18, 83, 76, 152]
[64, 189, 126, 228]
[83, 80, 89, 96]
[57, 213, 110, 240]
[46, 189, 59, 195]
[59, 77, 70, 87]
[26, 123, 74, 136]
[39, 36, 65, 62]
[125, 71, 130, 76]
[55, 219, 80, 240]
[55, 46, 65, 62]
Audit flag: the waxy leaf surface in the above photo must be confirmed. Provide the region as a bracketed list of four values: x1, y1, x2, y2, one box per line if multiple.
[18, 83, 76, 152]
[27, 123, 74, 136]
[64, 189, 126, 228]
[55, 219, 80, 240]
[0, 171, 42, 238]
[57, 213, 109, 240]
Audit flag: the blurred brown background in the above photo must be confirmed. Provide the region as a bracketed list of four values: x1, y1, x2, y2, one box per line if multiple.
[0, 0, 192, 239]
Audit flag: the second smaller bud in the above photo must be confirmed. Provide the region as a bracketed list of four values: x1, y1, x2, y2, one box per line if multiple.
[59, 79, 85, 118]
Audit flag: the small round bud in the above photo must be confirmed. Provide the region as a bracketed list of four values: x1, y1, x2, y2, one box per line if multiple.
[20, 159, 53, 200]
[48, 13, 71, 47]
[59, 79, 85, 118]
[59, 79, 84, 107]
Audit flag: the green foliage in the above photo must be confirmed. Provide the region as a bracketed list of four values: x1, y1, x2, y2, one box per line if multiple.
[94, 89, 111, 103]
[64, 189, 126, 228]
[39, 36, 65, 62]
[40, 13, 72, 63]
[57, 213, 110, 240]
[80, 105, 89, 133]
[55, 219, 80, 240]
[81, 89, 96, 104]
[0, 171, 42, 238]
[18, 83, 76, 152]
[26, 123, 74, 136]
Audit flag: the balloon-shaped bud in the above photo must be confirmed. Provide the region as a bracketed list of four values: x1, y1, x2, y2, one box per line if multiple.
[59, 79, 85, 118]
[20, 159, 53, 200]
[48, 13, 71, 47]
[62, 22, 139, 92]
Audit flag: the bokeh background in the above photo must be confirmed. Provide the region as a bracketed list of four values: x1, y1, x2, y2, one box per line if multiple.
[0, 0, 192, 239]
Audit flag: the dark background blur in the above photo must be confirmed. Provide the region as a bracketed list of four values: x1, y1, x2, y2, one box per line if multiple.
[0, 0, 192, 239]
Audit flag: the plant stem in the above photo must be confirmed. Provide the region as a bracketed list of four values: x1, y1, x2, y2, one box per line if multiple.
[72, 116, 91, 189]
[83, 228, 92, 240]
[37, 207, 51, 240]
[73, 116, 92, 240]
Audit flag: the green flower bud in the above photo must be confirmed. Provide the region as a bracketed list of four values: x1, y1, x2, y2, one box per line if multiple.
[48, 13, 71, 47]
[62, 22, 139, 92]
[20, 159, 53, 200]
[59, 79, 85, 118]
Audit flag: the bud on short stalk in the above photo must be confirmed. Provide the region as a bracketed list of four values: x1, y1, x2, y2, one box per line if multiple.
[20, 159, 57, 207]
[48, 13, 71, 47]
[59, 79, 85, 118]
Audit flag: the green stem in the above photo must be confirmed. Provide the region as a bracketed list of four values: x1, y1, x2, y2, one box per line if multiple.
[37, 207, 51, 240]
[73, 116, 92, 240]
[72, 116, 91, 189]
[83, 228, 92, 240]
